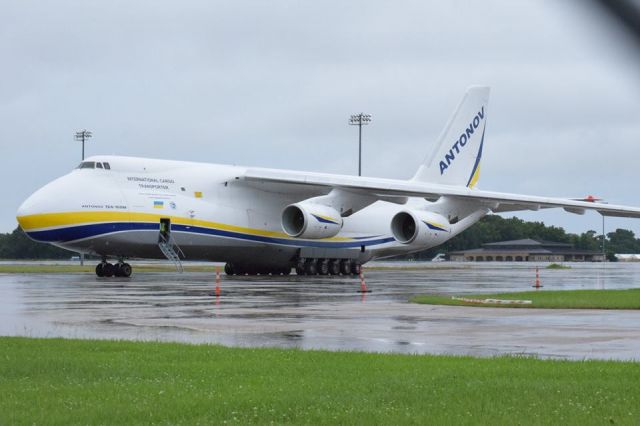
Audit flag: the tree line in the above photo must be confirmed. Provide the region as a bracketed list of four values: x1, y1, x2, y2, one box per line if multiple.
[0, 227, 72, 259]
[1, 215, 640, 260]
[408, 215, 640, 261]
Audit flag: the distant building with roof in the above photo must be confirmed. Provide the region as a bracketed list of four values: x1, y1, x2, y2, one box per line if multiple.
[448, 239, 605, 262]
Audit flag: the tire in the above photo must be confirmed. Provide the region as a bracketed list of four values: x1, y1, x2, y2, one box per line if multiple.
[318, 259, 329, 275]
[295, 264, 305, 275]
[102, 263, 115, 277]
[350, 262, 361, 276]
[95, 263, 105, 277]
[340, 259, 351, 275]
[304, 259, 317, 275]
[119, 263, 132, 278]
[113, 264, 122, 277]
[224, 263, 235, 275]
[328, 260, 340, 275]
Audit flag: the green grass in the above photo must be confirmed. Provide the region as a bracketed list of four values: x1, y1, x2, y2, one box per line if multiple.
[546, 263, 572, 270]
[0, 337, 638, 425]
[411, 288, 640, 309]
[0, 264, 218, 274]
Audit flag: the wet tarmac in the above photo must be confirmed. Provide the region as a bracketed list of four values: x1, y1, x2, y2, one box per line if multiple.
[1, 262, 640, 360]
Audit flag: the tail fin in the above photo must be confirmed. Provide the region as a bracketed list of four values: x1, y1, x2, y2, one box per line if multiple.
[412, 86, 490, 188]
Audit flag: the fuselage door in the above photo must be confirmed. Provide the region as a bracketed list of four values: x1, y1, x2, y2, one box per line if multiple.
[160, 218, 171, 241]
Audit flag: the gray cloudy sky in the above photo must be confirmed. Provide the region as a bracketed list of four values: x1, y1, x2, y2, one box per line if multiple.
[2, 1, 640, 237]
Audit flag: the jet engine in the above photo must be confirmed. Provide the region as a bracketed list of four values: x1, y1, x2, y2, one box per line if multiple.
[390, 210, 451, 245]
[282, 202, 343, 239]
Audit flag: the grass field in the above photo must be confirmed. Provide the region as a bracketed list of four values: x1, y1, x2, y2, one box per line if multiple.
[411, 288, 640, 309]
[546, 263, 572, 270]
[0, 337, 638, 425]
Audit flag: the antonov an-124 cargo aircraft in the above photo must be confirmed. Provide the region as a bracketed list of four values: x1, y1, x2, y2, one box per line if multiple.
[16, 87, 640, 277]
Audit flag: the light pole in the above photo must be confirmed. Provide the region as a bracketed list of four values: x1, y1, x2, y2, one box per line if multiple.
[602, 214, 606, 262]
[74, 129, 92, 161]
[349, 113, 371, 176]
[74, 129, 92, 266]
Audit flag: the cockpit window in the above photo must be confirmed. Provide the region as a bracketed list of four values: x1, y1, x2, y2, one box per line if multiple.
[76, 161, 111, 170]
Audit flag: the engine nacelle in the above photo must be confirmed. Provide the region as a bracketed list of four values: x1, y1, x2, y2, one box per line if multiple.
[282, 202, 343, 239]
[390, 210, 451, 245]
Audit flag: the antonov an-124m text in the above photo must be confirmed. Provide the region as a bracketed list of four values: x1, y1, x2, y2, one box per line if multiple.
[16, 87, 640, 277]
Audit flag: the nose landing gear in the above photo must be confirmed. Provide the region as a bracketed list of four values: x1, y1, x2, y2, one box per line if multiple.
[95, 259, 132, 278]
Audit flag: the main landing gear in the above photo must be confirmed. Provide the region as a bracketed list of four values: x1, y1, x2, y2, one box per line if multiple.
[295, 258, 361, 276]
[222, 258, 361, 276]
[95, 260, 132, 278]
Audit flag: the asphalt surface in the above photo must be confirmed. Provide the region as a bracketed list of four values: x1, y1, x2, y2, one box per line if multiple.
[1, 262, 640, 360]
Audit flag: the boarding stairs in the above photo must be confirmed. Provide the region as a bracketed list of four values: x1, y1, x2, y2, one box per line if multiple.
[158, 233, 185, 273]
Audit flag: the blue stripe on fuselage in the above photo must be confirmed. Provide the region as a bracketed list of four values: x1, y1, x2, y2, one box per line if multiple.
[25, 222, 395, 249]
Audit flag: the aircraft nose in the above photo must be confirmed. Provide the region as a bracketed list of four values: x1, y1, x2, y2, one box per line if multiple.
[16, 193, 37, 222]
[17, 189, 50, 241]
[16, 177, 69, 241]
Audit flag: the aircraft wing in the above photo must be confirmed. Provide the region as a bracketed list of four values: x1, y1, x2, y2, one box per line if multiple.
[243, 168, 640, 218]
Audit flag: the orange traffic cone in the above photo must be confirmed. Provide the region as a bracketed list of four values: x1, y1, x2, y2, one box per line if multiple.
[358, 268, 371, 293]
[532, 266, 543, 289]
[215, 266, 221, 296]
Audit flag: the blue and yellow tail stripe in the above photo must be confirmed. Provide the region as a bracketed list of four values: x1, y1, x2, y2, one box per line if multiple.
[466, 126, 485, 189]
[17, 211, 394, 249]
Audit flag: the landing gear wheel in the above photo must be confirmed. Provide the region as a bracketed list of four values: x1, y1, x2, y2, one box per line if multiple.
[102, 263, 115, 278]
[328, 260, 340, 275]
[116, 263, 132, 278]
[318, 259, 330, 275]
[224, 263, 235, 275]
[295, 259, 306, 275]
[351, 262, 361, 276]
[95, 263, 105, 277]
[340, 259, 351, 275]
[304, 259, 318, 275]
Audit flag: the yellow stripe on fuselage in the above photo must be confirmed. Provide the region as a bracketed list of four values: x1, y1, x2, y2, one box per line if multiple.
[16, 211, 355, 242]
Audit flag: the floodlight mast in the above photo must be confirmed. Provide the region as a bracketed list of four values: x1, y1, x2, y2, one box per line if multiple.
[349, 113, 371, 176]
[73, 129, 92, 266]
[74, 130, 93, 161]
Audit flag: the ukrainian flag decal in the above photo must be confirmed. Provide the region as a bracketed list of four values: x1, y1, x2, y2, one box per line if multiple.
[153, 201, 164, 209]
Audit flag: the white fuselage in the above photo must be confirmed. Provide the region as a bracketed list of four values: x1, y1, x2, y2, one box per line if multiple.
[16, 156, 483, 268]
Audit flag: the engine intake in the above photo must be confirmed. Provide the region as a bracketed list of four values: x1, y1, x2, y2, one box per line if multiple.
[282, 203, 343, 239]
[390, 210, 450, 246]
